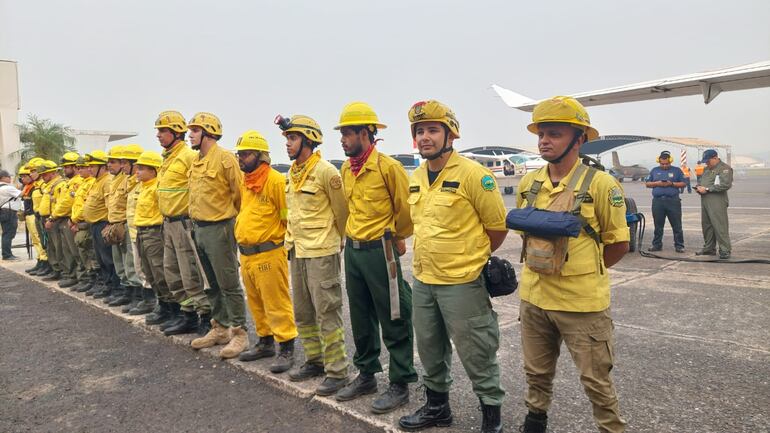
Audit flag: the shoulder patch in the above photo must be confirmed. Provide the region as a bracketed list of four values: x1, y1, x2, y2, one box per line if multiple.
[609, 186, 624, 207]
[481, 175, 496, 191]
[329, 175, 342, 190]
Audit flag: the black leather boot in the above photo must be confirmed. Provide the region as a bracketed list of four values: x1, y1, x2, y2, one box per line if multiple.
[122, 286, 141, 313]
[196, 313, 212, 335]
[398, 387, 453, 430]
[25, 260, 43, 274]
[93, 283, 114, 299]
[479, 399, 502, 433]
[372, 382, 409, 414]
[145, 301, 171, 325]
[335, 372, 377, 402]
[163, 310, 200, 336]
[109, 285, 133, 307]
[520, 411, 547, 433]
[159, 303, 182, 331]
[104, 285, 125, 304]
[239, 335, 276, 362]
[269, 338, 295, 373]
[42, 271, 62, 281]
[129, 289, 156, 315]
[30, 261, 52, 276]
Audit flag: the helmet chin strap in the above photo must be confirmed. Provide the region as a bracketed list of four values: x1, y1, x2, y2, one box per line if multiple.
[545, 132, 582, 164]
[422, 130, 453, 161]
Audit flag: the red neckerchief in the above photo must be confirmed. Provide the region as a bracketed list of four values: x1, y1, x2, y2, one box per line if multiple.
[349, 140, 381, 176]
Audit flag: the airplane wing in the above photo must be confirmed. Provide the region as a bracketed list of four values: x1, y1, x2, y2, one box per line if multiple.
[492, 60, 770, 112]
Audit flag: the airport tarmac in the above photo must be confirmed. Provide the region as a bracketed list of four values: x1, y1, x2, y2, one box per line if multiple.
[2, 172, 768, 432]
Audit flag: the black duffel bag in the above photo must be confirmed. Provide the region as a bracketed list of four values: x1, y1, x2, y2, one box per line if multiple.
[483, 256, 518, 298]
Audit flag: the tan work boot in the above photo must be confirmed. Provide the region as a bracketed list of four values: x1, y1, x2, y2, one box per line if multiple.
[220, 326, 248, 359]
[191, 319, 231, 350]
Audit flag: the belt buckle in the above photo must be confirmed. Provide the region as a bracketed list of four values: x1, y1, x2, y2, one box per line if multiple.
[352, 240, 362, 249]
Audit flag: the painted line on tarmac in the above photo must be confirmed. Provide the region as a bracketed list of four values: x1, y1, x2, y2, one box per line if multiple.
[614, 322, 770, 354]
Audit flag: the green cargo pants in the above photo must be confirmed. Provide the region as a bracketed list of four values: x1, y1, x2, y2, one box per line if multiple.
[701, 193, 731, 255]
[291, 252, 349, 379]
[164, 219, 209, 314]
[413, 276, 504, 406]
[344, 244, 416, 384]
[74, 225, 97, 276]
[193, 219, 245, 328]
[520, 301, 626, 433]
[55, 219, 78, 279]
[45, 219, 63, 273]
[136, 226, 172, 302]
[112, 222, 142, 288]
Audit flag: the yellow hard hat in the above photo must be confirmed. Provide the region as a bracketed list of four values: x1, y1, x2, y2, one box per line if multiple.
[154, 110, 188, 133]
[60, 151, 80, 166]
[136, 151, 163, 169]
[334, 101, 387, 130]
[408, 100, 460, 139]
[75, 156, 89, 167]
[27, 157, 45, 171]
[121, 144, 144, 161]
[235, 130, 270, 152]
[527, 96, 599, 141]
[85, 150, 108, 165]
[277, 114, 323, 144]
[18, 165, 31, 175]
[108, 145, 126, 160]
[188, 112, 223, 137]
[39, 160, 59, 174]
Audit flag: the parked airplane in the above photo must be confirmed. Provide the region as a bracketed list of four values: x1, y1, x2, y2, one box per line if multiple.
[492, 60, 770, 111]
[609, 151, 649, 182]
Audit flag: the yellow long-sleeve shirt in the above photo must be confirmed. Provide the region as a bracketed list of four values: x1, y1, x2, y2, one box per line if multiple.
[107, 172, 130, 223]
[235, 167, 286, 246]
[340, 147, 413, 241]
[285, 158, 348, 259]
[188, 143, 242, 222]
[52, 175, 83, 219]
[31, 179, 44, 212]
[158, 141, 197, 217]
[126, 181, 141, 240]
[134, 177, 162, 227]
[71, 177, 95, 223]
[83, 172, 113, 224]
[39, 176, 66, 217]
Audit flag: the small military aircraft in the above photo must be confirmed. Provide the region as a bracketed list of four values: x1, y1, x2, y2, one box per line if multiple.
[609, 151, 649, 182]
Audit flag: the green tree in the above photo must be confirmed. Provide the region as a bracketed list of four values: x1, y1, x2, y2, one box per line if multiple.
[13, 114, 76, 168]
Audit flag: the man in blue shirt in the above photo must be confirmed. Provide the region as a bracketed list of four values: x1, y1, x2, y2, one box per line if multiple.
[645, 151, 686, 252]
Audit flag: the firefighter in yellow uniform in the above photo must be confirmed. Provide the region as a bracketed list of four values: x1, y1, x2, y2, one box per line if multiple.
[276, 113, 351, 396]
[187, 112, 247, 360]
[335, 102, 416, 412]
[122, 153, 154, 316]
[52, 152, 83, 288]
[70, 157, 99, 293]
[39, 160, 67, 282]
[153, 111, 211, 335]
[133, 151, 171, 320]
[515, 97, 629, 433]
[27, 159, 52, 276]
[233, 130, 298, 374]
[399, 100, 508, 433]
[82, 150, 118, 297]
[20, 160, 48, 274]
[105, 144, 145, 307]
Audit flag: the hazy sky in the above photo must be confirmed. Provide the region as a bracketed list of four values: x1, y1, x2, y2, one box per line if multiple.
[2, 0, 769, 165]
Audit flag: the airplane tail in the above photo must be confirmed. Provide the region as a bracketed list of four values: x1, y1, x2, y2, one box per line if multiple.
[612, 151, 621, 169]
[490, 84, 538, 112]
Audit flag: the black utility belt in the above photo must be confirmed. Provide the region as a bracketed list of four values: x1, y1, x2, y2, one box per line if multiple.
[137, 224, 162, 231]
[239, 241, 283, 256]
[192, 218, 231, 227]
[164, 214, 189, 223]
[346, 237, 383, 250]
[653, 195, 680, 200]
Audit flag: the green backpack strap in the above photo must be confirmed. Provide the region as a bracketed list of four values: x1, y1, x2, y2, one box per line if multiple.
[571, 166, 601, 246]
